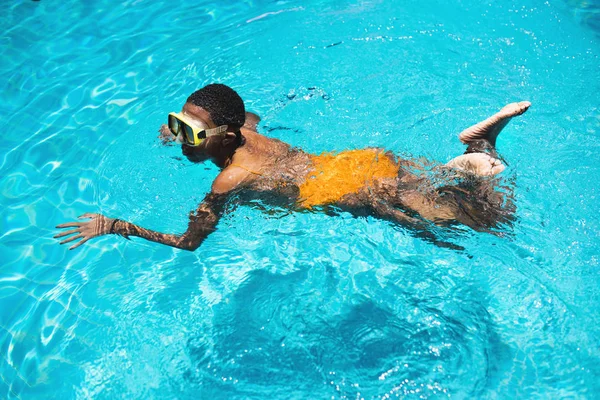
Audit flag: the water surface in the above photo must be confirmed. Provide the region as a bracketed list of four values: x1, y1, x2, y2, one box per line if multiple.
[1, 0, 599, 398]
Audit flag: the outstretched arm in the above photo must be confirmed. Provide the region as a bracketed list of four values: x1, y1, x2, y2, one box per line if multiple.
[55, 192, 228, 251]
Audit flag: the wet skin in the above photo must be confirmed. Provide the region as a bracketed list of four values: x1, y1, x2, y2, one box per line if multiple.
[55, 102, 516, 251]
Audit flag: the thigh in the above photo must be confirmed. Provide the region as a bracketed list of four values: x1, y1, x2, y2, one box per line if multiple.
[437, 181, 515, 231]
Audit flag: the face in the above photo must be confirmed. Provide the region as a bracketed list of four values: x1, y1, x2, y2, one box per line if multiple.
[178, 103, 220, 163]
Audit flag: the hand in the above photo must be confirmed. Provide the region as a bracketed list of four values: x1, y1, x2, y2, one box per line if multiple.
[158, 124, 175, 144]
[54, 213, 116, 250]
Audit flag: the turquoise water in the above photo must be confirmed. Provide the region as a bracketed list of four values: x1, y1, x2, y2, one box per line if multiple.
[1, 0, 600, 398]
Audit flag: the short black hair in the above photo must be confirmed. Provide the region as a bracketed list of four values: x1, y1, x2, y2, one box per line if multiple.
[186, 84, 245, 131]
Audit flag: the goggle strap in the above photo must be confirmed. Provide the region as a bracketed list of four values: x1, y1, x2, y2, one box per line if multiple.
[204, 125, 228, 137]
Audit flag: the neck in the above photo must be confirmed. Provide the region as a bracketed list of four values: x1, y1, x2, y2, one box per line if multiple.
[210, 144, 238, 169]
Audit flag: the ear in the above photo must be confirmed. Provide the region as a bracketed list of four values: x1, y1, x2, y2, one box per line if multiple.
[221, 131, 238, 146]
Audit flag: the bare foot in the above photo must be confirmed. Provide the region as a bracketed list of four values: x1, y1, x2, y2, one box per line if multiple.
[446, 153, 505, 176]
[458, 101, 531, 147]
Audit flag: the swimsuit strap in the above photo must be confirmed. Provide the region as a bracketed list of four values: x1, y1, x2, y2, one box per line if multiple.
[229, 163, 263, 176]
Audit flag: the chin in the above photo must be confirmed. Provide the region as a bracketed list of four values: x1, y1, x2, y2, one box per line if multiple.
[184, 155, 204, 163]
[182, 146, 207, 163]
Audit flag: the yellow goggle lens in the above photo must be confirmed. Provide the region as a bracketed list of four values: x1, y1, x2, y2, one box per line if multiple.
[183, 124, 195, 145]
[168, 114, 181, 136]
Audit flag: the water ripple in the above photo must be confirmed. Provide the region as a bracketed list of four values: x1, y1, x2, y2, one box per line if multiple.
[1, 0, 600, 398]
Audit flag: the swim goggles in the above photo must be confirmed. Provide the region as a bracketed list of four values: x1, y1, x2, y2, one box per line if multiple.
[168, 112, 228, 146]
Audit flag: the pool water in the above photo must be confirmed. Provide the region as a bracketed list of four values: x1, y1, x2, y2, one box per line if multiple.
[1, 0, 599, 398]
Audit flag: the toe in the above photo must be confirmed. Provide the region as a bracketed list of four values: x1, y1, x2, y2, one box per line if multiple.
[517, 101, 531, 114]
[490, 163, 506, 175]
[499, 101, 531, 117]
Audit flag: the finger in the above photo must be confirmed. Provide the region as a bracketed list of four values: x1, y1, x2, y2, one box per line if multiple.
[78, 213, 98, 219]
[69, 237, 90, 250]
[56, 222, 82, 229]
[60, 234, 83, 245]
[53, 229, 79, 239]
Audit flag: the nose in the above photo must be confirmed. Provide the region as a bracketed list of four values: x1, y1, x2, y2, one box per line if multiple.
[174, 132, 185, 145]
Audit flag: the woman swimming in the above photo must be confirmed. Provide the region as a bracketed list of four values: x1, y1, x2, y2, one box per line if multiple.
[55, 84, 530, 251]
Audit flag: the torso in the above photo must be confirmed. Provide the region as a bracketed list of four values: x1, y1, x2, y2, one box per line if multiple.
[224, 130, 404, 211]
[215, 130, 508, 230]
[297, 149, 399, 208]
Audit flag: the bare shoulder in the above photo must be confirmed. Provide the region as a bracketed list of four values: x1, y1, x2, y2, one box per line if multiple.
[243, 112, 261, 131]
[212, 166, 255, 194]
[241, 127, 293, 154]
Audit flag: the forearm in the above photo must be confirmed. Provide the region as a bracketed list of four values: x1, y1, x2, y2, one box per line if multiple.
[55, 193, 227, 252]
[112, 220, 211, 251]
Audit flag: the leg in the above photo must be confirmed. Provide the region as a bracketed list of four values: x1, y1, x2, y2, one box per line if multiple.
[446, 101, 531, 176]
[458, 101, 530, 147]
[370, 198, 465, 250]
[436, 181, 516, 232]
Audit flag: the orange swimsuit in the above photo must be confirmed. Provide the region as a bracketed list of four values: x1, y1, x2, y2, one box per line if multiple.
[298, 149, 399, 208]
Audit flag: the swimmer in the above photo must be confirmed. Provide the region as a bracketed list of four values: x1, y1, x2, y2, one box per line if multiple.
[55, 84, 530, 250]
